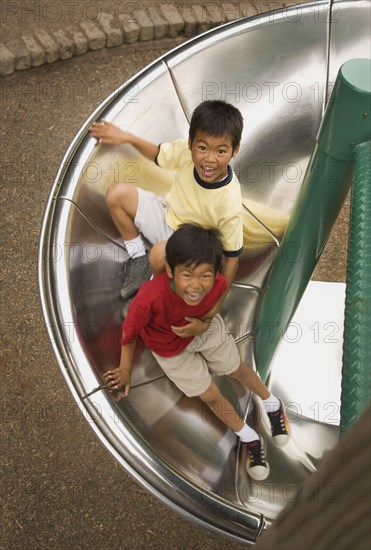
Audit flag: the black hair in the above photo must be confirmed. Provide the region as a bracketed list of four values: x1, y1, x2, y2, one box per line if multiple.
[189, 100, 243, 150]
[166, 224, 223, 274]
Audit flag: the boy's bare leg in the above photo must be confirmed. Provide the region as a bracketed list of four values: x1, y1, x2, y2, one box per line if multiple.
[228, 361, 270, 401]
[199, 381, 245, 432]
[199, 377, 270, 480]
[229, 361, 291, 447]
[105, 182, 139, 240]
[148, 240, 167, 274]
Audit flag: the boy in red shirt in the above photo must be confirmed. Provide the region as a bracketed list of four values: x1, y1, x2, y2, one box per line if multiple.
[103, 224, 290, 480]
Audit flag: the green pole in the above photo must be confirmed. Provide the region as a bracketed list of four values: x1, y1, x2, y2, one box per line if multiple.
[340, 141, 371, 434]
[255, 58, 371, 382]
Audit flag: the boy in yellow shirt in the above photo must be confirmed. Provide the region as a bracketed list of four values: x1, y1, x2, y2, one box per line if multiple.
[90, 100, 243, 335]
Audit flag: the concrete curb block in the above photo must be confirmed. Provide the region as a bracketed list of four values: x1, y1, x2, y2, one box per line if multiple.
[0, 43, 15, 76]
[34, 29, 60, 64]
[97, 13, 123, 48]
[0, 1, 299, 77]
[6, 38, 31, 71]
[147, 7, 170, 40]
[160, 4, 185, 38]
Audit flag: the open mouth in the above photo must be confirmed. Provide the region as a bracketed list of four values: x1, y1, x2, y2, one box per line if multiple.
[185, 291, 202, 303]
[201, 166, 217, 179]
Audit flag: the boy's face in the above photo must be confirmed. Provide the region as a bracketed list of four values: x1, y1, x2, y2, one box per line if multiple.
[166, 261, 216, 306]
[189, 130, 239, 184]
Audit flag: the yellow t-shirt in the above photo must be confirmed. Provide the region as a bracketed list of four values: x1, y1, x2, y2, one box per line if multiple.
[156, 140, 243, 256]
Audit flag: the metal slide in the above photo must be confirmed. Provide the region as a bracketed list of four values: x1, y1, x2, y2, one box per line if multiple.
[38, 1, 371, 544]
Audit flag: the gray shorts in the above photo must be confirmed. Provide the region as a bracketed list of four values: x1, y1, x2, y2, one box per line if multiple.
[152, 315, 241, 397]
[135, 188, 174, 245]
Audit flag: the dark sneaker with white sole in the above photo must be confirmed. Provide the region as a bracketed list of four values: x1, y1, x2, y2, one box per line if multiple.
[120, 254, 152, 300]
[245, 437, 270, 481]
[267, 400, 290, 447]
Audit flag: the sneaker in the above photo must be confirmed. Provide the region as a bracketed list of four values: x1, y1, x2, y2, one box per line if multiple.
[120, 254, 152, 300]
[267, 400, 290, 447]
[245, 437, 270, 481]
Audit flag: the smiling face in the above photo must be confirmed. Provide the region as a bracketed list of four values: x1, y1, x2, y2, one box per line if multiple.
[189, 130, 239, 184]
[166, 261, 216, 306]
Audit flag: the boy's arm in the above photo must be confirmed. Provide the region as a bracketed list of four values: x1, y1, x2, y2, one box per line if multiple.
[103, 341, 137, 396]
[90, 120, 159, 161]
[221, 256, 240, 289]
[171, 293, 225, 338]
[172, 289, 227, 338]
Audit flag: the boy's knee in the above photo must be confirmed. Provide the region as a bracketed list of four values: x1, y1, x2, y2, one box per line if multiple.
[228, 362, 245, 379]
[105, 183, 120, 208]
[105, 182, 129, 208]
[199, 382, 220, 404]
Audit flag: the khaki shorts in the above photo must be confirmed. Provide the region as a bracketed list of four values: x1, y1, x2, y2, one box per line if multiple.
[135, 188, 174, 245]
[152, 315, 241, 397]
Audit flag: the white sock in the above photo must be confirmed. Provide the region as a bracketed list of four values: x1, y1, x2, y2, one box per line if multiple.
[124, 235, 146, 259]
[262, 393, 280, 414]
[235, 423, 259, 443]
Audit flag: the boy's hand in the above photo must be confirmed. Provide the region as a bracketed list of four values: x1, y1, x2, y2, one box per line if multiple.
[103, 366, 131, 396]
[90, 120, 132, 145]
[171, 317, 212, 338]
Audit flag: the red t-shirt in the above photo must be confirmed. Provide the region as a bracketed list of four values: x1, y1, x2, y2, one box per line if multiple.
[121, 271, 227, 357]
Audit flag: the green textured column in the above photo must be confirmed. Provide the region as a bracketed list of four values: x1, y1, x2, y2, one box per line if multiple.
[255, 59, 371, 382]
[340, 142, 371, 434]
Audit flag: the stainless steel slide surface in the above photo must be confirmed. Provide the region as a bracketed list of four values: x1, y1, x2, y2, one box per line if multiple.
[38, 1, 371, 543]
